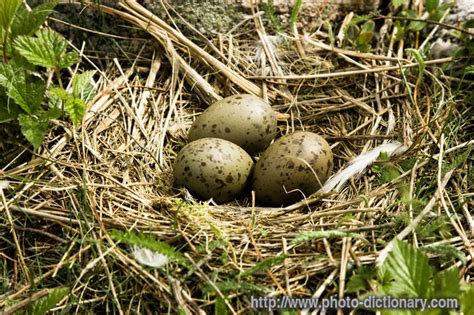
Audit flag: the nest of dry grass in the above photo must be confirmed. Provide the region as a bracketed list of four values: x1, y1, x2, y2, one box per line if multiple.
[1, 1, 473, 313]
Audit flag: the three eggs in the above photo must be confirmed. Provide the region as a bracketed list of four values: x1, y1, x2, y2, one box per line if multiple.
[173, 94, 333, 206]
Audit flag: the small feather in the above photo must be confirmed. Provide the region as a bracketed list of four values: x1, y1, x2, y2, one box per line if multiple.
[320, 141, 407, 193]
[0, 181, 10, 190]
[130, 245, 169, 268]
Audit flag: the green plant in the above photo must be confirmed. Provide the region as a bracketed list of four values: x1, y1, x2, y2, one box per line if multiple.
[0, 0, 96, 149]
[391, 0, 454, 42]
[347, 239, 473, 314]
[109, 229, 191, 269]
[264, 0, 283, 33]
[344, 16, 376, 52]
[4, 287, 70, 315]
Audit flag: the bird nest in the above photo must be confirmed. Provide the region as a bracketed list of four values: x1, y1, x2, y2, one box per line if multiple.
[1, 1, 472, 313]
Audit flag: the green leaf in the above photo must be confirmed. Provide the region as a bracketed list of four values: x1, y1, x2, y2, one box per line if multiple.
[0, 63, 45, 114]
[47, 87, 69, 101]
[72, 70, 96, 102]
[43, 105, 62, 120]
[378, 162, 401, 184]
[8, 79, 44, 114]
[215, 297, 228, 315]
[464, 19, 474, 29]
[263, 0, 283, 33]
[14, 28, 79, 69]
[404, 10, 426, 32]
[11, 1, 57, 37]
[391, 0, 407, 9]
[433, 268, 460, 298]
[29, 287, 69, 315]
[291, 230, 360, 245]
[461, 286, 474, 313]
[65, 97, 86, 125]
[46, 87, 68, 111]
[385, 239, 432, 297]
[290, 0, 303, 25]
[429, 9, 445, 22]
[408, 21, 426, 32]
[58, 51, 80, 69]
[347, 266, 377, 293]
[361, 20, 375, 33]
[464, 65, 474, 76]
[108, 230, 191, 269]
[18, 113, 49, 149]
[197, 239, 227, 253]
[406, 48, 425, 82]
[376, 264, 397, 295]
[343, 15, 372, 36]
[426, 0, 439, 12]
[240, 255, 287, 277]
[347, 274, 369, 293]
[356, 32, 373, 51]
[0, 0, 22, 31]
[0, 89, 21, 122]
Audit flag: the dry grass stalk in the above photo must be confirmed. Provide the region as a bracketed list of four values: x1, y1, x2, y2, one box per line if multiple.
[0, 0, 472, 312]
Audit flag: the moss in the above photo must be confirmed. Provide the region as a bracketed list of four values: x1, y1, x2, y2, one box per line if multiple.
[147, 0, 243, 36]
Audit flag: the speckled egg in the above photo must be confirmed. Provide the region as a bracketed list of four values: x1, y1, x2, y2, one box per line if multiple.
[173, 137, 254, 203]
[252, 131, 333, 206]
[188, 94, 277, 154]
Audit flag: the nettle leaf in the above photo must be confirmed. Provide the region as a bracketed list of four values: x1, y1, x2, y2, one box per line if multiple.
[65, 97, 86, 126]
[43, 105, 62, 120]
[18, 113, 49, 149]
[72, 70, 96, 102]
[433, 268, 460, 298]
[385, 239, 432, 297]
[0, 89, 21, 123]
[29, 287, 69, 315]
[14, 28, 79, 69]
[11, 1, 57, 37]
[347, 274, 368, 293]
[0, 63, 45, 113]
[8, 79, 44, 114]
[461, 286, 474, 314]
[59, 51, 80, 69]
[0, 0, 22, 31]
[48, 87, 69, 100]
[0, 63, 15, 87]
[347, 267, 378, 294]
[47, 87, 68, 110]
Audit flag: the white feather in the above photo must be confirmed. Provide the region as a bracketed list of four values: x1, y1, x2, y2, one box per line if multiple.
[0, 181, 10, 190]
[319, 141, 407, 193]
[130, 245, 169, 268]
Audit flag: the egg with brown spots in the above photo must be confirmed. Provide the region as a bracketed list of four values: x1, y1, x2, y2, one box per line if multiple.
[188, 94, 277, 154]
[252, 131, 333, 206]
[173, 138, 254, 203]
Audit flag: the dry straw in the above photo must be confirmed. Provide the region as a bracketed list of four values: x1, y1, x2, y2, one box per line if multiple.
[1, 0, 472, 313]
